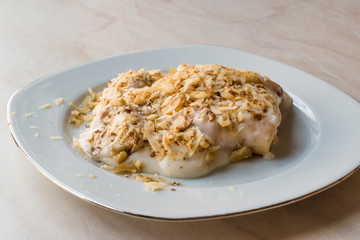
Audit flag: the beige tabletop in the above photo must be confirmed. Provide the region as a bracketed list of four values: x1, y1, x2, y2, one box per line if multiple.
[1, 0, 360, 239]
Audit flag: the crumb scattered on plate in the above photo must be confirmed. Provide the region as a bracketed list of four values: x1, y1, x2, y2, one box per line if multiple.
[50, 136, 63, 140]
[11, 112, 16, 117]
[100, 164, 115, 170]
[29, 125, 38, 129]
[25, 112, 37, 118]
[54, 97, 64, 106]
[89, 174, 97, 179]
[132, 173, 181, 191]
[34, 133, 40, 138]
[39, 104, 51, 109]
[144, 182, 167, 191]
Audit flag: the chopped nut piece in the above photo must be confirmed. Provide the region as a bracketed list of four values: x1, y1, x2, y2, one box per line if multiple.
[68, 89, 101, 127]
[216, 115, 232, 127]
[39, 104, 51, 109]
[144, 182, 166, 191]
[100, 165, 115, 170]
[129, 173, 182, 191]
[229, 146, 252, 162]
[237, 111, 244, 123]
[162, 94, 185, 115]
[134, 160, 142, 171]
[54, 97, 64, 106]
[114, 161, 138, 174]
[114, 151, 128, 163]
[169, 67, 175, 74]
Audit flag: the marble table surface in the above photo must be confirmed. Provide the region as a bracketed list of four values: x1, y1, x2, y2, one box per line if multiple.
[1, 0, 359, 239]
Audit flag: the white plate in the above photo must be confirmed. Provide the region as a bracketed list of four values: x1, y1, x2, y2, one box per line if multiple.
[7, 45, 360, 221]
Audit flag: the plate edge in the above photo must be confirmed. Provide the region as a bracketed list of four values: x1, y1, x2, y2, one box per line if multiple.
[8, 127, 360, 222]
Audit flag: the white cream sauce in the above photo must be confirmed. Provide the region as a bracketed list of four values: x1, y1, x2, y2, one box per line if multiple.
[127, 149, 231, 178]
[77, 88, 291, 179]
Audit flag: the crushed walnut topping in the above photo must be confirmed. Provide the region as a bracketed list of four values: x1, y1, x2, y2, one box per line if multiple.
[69, 88, 101, 127]
[71, 64, 291, 177]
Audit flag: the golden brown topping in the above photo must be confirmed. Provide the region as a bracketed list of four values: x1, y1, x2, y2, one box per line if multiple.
[74, 64, 287, 169]
[69, 88, 101, 127]
[114, 161, 139, 174]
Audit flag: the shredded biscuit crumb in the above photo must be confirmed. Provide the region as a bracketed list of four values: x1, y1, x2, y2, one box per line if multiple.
[39, 104, 51, 109]
[11, 112, 16, 117]
[29, 125, 38, 129]
[75, 174, 84, 177]
[34, 133, 40, 138]
[54, 97, 64, 106]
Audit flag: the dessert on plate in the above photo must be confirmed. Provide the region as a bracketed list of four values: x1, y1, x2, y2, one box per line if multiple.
[70, 63, 292, 178]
